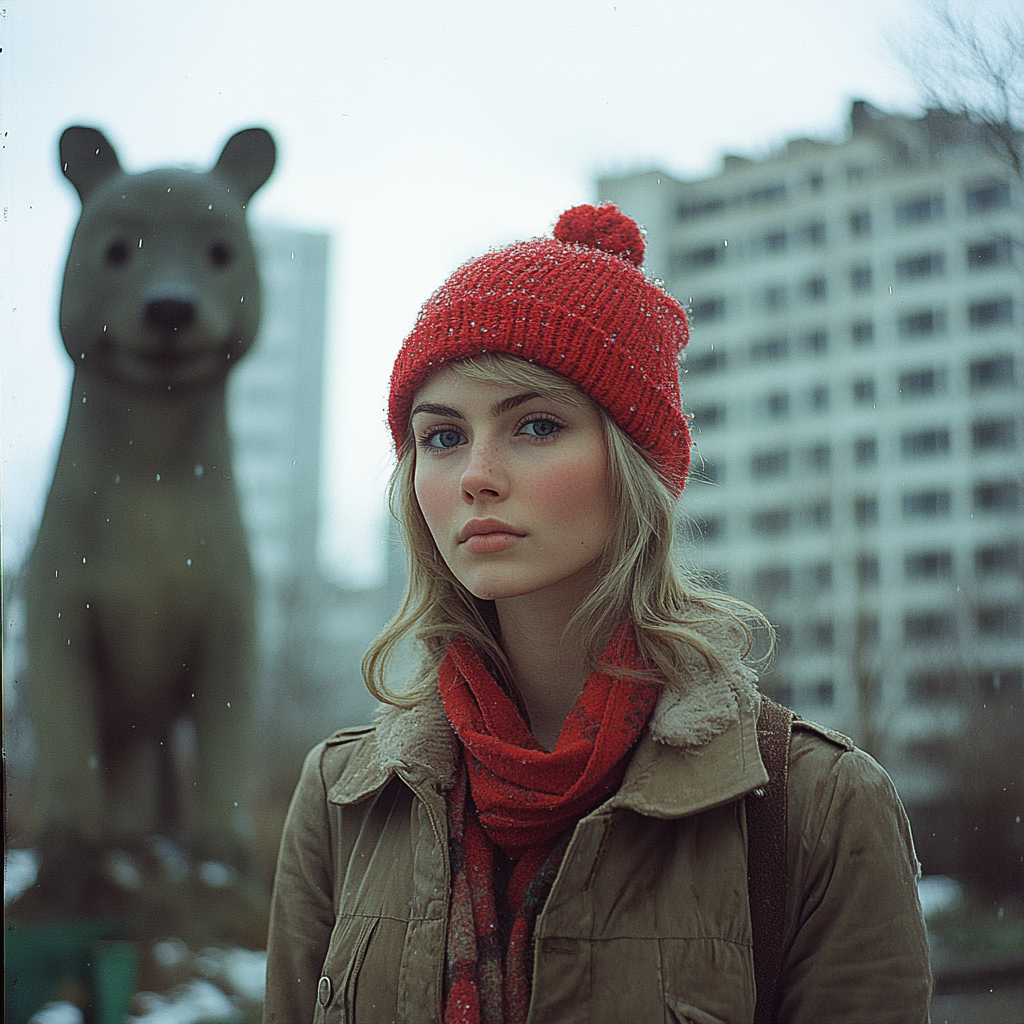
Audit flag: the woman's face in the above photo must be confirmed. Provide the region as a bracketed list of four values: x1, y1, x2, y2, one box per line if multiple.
[411, 364, 613, 605]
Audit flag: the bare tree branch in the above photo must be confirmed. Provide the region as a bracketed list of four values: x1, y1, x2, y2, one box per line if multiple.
[894, 1, 1024, 174]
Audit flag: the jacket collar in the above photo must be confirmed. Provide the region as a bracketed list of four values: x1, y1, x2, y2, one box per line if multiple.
[329, 611, 767, 817]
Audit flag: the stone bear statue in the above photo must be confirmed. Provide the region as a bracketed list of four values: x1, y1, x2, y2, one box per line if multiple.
[22, 126, 276, 894]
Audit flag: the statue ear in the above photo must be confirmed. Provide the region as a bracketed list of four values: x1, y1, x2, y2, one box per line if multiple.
[213, 128, 276, 205]
[60, 126, 122, 204]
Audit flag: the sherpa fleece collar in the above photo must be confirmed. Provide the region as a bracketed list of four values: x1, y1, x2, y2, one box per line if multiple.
[329, 611, 766, 814]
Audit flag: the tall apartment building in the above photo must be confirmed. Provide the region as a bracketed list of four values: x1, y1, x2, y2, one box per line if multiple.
[229, 225, 393, 782]
[227, 225, 333, 728]
[230, 225, 330, 584]
[599, 102, 1022, 809]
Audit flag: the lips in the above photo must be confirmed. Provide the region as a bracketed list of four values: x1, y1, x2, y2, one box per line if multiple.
[458, 518, 525, 544]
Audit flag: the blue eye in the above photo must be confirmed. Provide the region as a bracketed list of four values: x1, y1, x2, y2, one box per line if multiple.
[420, 427, 466, 450]
[519, 418, 561, 438]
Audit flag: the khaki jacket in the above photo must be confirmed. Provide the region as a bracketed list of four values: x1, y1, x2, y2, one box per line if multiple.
[265, 635, 931, 1024]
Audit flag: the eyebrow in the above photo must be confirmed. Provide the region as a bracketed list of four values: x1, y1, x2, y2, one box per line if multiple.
[410, 402, 462, 420]
[410, 391, 543, 421]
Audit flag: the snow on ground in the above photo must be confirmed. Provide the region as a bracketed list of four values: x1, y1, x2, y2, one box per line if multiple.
[918, 875, 964, 919]
[130, 979, 242, 1024]
[5, 847, 40, 904]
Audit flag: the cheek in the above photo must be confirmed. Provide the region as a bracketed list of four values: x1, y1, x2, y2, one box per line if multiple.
[413, 464, 453, 544]
[529, 456, 611, 537]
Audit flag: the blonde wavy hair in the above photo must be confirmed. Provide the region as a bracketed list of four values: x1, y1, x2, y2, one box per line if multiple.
[363, 354, 773, 706]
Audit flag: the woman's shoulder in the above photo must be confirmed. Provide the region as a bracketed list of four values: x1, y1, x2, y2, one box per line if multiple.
[790, 717, 854, 759]
[294, 724, 379, 792]
[788, 717, 897, 796]
[297, 691, 460, 800]
[785, 715, 917, 859]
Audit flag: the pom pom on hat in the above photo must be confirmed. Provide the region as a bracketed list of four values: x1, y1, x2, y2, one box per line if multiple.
[389, 203, 691, 492]
[554, 202, 645, 267]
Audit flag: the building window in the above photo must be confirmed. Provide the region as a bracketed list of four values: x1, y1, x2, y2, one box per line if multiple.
[803, 329, 829, 354]
[765, 680, 794, 705]
[849, 209, 871, 235]
[698, 461, 723, 484]
[808, 386, 829, 413]
[772, 622, 793, 650]
[975, 542, 1021, 576]
[908, 671, 957, 703]
[858, 553, 880, 586]
[899, 367, 947, 398]
[698, 516, 725, 542]
[904, 611, 955, 643]
[805, 444, 831, 473]
[899, 308, 946, 339]
[677, 196, 726, 221]
[852, 378, 876, 404]
[810, 562, 833, 592]
[857, 616, 880, 644]
[965, 180, 1011, 213]
[895, 193, 944, 225]
[754, 566, 792, 597]
[806, 500, 832, 529]
[754, 229, 787, 254]
[905, 550, 953, 579]
[977, 606, 1022, 637]
[687, 350, 728, 375]
[750, 336, 789, 363]
[751, 451, 790, 478]
[896, 252, 945, 279]
[672, 245, 722, 275]
[967, 238, 1013, 269]
[974, 480, 1021, 513]
[903, 490, 951, 518]
[814, 681, 835, 706]
[799, 221, 827, 246]
[802, 276, 827, 301]
[690, 296, 727, 323]
[901, 428, 951, 459]
[855, 495, 879, 526]
[851, 321, 875, 346]
[977, 667, 1023, 700]
[810, 621, 834, 651]
[691, 404, 726, 430]
[747, 183, 787, 206]
[973, 419, 1017, 450]
[752, 509, 791, 536]
[764, 392, 790, 419]
[850, 265, 872, 291]
[969, 355, 1014, 389]
[968, 296, 1014, 329]
[761, 284, 788, 310]
[854, 437, 877, 465]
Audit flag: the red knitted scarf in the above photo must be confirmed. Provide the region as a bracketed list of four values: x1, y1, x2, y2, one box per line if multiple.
[438, 627, 662, 1024]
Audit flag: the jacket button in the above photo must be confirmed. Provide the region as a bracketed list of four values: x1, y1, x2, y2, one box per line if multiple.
[318, 975, 332, 1006]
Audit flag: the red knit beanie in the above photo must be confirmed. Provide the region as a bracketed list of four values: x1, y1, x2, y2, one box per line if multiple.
[388, 203, 691, 492]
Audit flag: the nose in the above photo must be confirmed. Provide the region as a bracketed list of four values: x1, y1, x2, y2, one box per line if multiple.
[460, 441, 506, 502]
[145, 297, 196, 332]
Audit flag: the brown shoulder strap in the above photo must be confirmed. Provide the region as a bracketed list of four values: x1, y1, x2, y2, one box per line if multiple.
[747, 695, 794, 1024]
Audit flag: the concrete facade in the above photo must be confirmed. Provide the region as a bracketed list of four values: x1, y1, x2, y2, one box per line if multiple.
[228, 225, 392, 788]
[230, 225, 330, 584]
[599, 102, 1023, 806]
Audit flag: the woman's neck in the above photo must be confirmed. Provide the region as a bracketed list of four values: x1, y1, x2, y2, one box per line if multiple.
[494, 570, 599, 751]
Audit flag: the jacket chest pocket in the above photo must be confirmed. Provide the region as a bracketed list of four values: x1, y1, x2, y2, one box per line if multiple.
[313, 915, 379, 1024]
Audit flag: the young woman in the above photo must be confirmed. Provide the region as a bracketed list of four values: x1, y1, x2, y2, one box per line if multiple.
[264, 204, 931, 1023]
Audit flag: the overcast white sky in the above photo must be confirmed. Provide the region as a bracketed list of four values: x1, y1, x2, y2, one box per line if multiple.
[1, 0, 1012, 585]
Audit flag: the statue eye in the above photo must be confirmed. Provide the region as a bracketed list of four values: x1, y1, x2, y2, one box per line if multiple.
[105, 239, 130, 266]
[209, 242, 233, 267]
